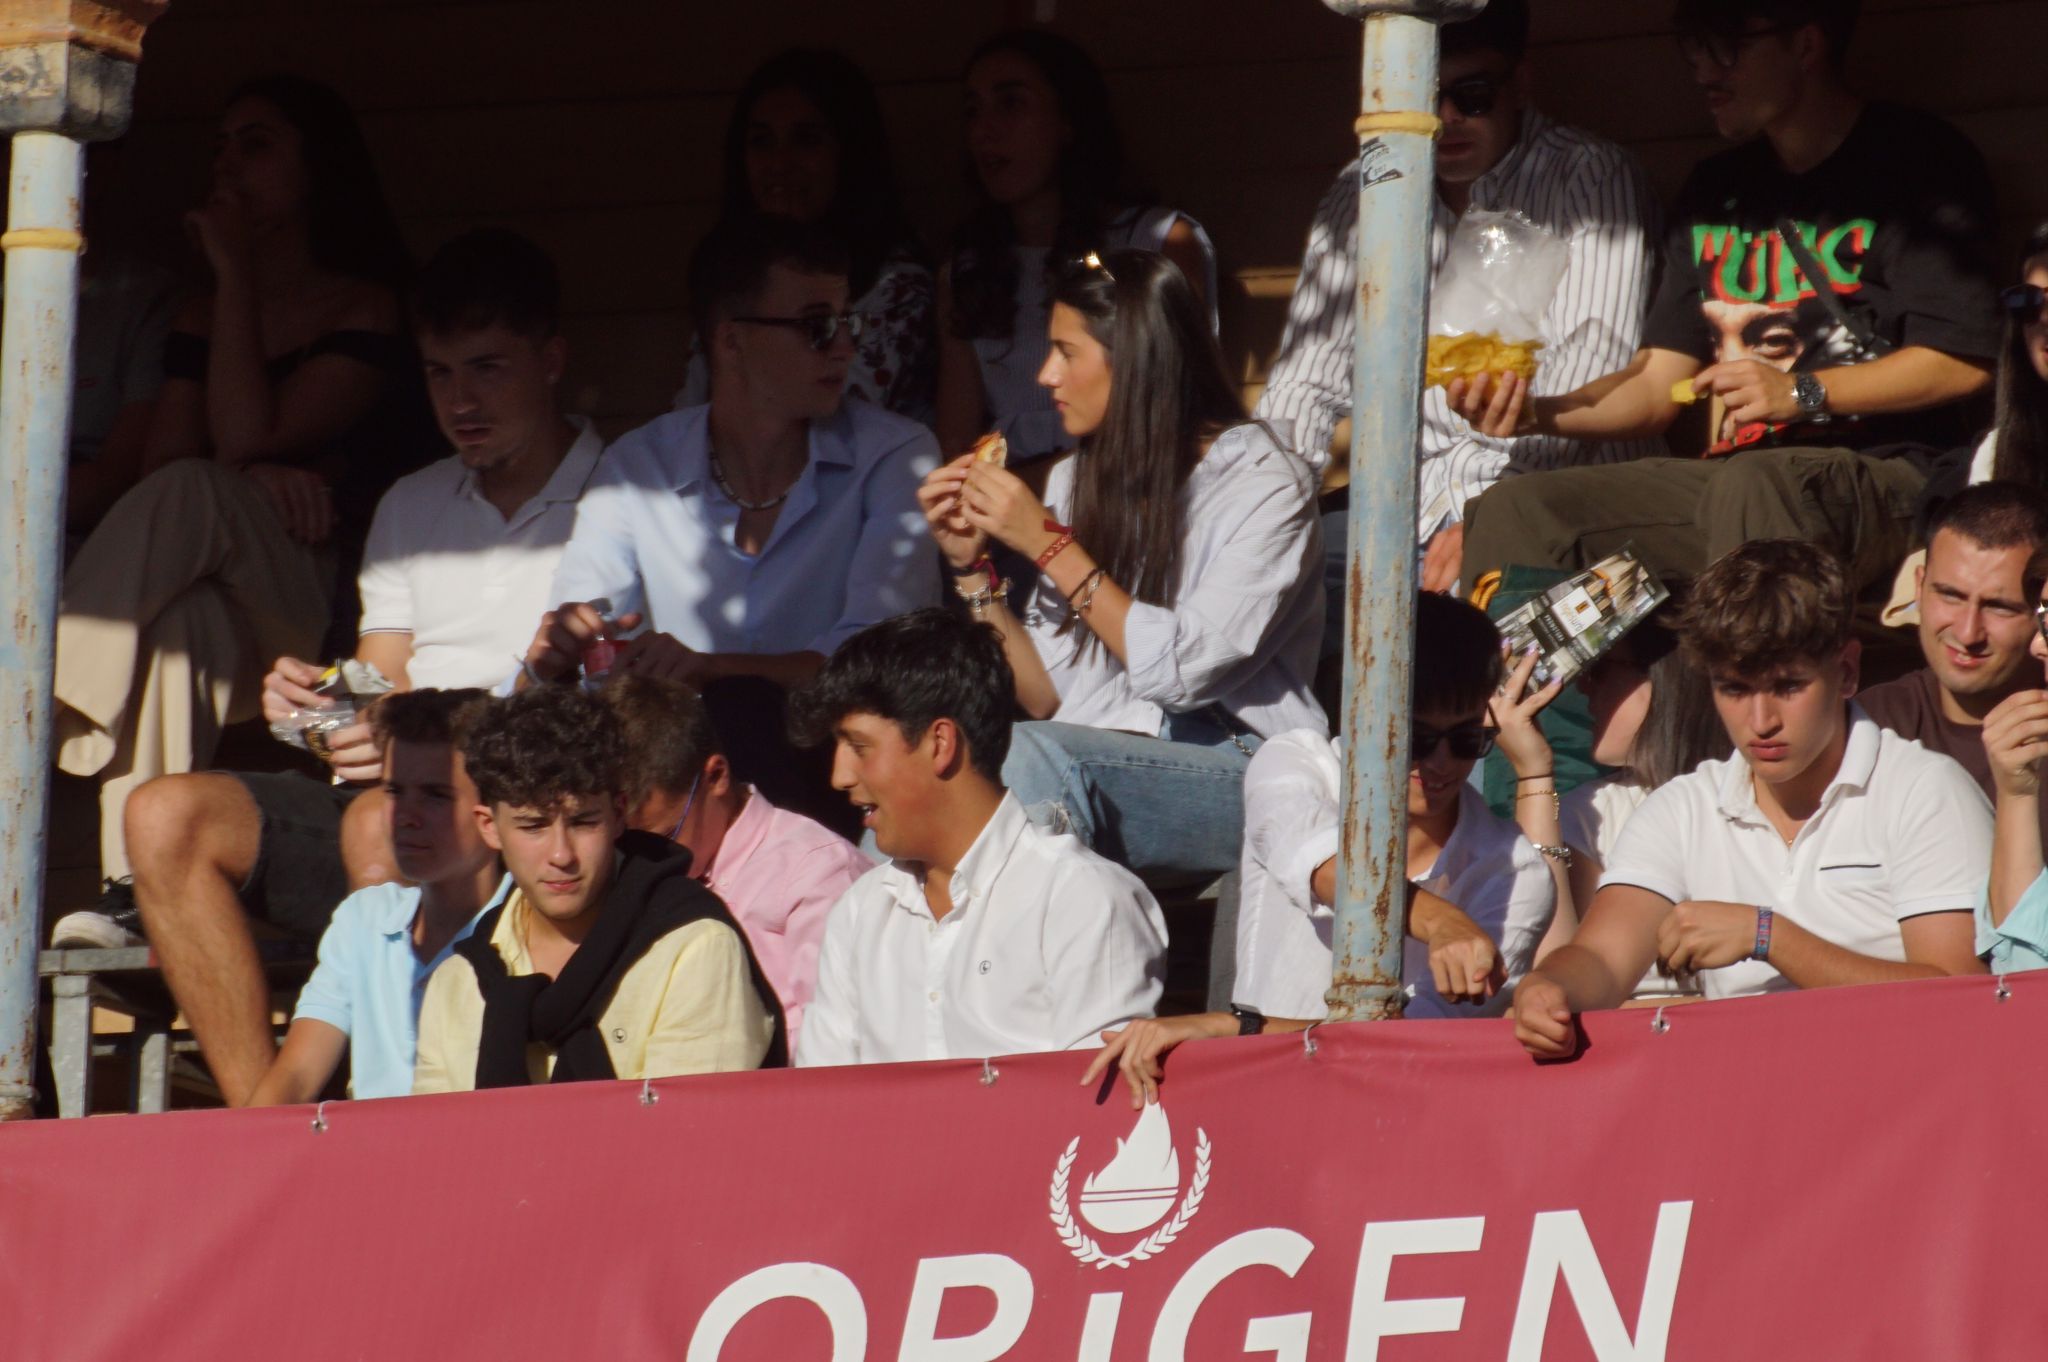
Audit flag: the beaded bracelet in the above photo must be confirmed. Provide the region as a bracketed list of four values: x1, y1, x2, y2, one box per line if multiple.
[1531, 842, 1573, 865]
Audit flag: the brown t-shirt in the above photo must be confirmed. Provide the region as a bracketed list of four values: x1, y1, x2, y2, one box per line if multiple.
[1857, 668, 2000, 800]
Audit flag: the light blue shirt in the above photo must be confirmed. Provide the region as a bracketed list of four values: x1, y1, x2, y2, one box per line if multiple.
[546, 399, 941, 657]
[1977, 870, 2048, 973]
[293, 876, 508, 1100]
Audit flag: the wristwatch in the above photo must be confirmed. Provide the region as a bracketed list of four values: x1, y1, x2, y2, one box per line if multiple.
[1229, 1005, 1266, 1037]
[1792, 372, 1831, 423]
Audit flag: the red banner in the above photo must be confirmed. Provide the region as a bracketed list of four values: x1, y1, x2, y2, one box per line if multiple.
[2, 973, 2041, 1360]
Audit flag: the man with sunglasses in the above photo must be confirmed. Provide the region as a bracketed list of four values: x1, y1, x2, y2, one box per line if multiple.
[1457, 0, 2002, 602]
[1259, 0, 1660, 593]
[1512, 540, 1990, 1061]
[519, 214, 940, 836]
[603, 674, 870, 1054]
[1087, 592, 1557, 1104]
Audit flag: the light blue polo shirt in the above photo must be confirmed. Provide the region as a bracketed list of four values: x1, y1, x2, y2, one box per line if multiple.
[293, 875, 508, 1100]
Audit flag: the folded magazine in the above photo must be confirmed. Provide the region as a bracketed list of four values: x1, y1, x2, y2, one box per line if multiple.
[1492, 547, 1668, 688]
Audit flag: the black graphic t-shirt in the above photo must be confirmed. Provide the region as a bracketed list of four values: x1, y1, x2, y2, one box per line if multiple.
[1642, 102, 2000, 455]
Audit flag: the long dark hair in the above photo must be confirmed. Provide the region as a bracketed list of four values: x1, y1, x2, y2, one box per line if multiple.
[948, 30, 1136, 342]
[1615, 622, 1731, 789]
[1050, 250, 1246, 648]
[1991, 222, 2048, 485]
[717, 48, 922, 300]
[227, 75, 412, 290]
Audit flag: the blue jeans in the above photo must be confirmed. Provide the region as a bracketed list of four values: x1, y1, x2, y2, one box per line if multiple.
[1001, 712, 1256, 884]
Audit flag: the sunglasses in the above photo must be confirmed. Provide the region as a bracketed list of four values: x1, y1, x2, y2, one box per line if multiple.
[1440, 74, 1505, 119]
[2035, 601, 2048, 653]
[1412, 721, 1496, 764]
[1675, 22, 1795, 70]
[731, 311, 867, 351]
[664, 772, 704, 846]
[2002, 283, 2045, 325]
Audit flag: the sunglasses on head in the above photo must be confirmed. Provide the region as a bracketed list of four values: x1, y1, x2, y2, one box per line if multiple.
[730, 310, 867, 351]
[2002, 283, 2046, 325]
[1440, 74, 1505, 119]
[1411, 721, 1496, 764]
[1675, 21, 1796, 70]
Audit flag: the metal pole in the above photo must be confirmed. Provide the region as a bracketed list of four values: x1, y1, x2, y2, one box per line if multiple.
[0, 130, 84, 1118]
[0, 0, 163, 1119]
[1322, 0, 1482, 1022]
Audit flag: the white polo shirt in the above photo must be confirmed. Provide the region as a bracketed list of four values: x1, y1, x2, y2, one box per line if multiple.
[795, 793, 1168, 1066]
[357, 419, 604, 690]
[1599, 707, 1991, 1000]
[1233, 729, 1555, 1021]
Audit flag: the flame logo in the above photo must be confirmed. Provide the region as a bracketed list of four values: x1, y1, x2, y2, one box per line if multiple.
[1077, 1104, 1182, 1234]
[1049, 1107, 1213, 1270]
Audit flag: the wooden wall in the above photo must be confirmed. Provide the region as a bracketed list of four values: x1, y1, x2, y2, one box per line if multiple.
[89, 0, 2048, 433]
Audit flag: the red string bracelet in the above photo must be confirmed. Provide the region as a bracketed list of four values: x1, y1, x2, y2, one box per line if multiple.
[1036, 520, 1075, 571]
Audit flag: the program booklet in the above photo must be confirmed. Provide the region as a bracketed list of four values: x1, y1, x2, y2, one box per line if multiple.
[1492, 547, 1668, 688]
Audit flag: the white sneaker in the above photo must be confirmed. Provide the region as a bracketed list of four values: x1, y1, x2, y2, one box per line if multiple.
[50, 880, 146, 949]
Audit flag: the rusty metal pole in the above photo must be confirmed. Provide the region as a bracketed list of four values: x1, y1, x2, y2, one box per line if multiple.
[1320, 0, 1483, 1023]
[0, 0, 163, 1120]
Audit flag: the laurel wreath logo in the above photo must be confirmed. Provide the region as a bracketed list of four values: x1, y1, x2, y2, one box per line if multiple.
[1048, 1128, 1211, 1269]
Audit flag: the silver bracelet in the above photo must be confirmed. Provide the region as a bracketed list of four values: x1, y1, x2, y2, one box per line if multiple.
[956, 577, 1011, 615]
[1531, 842, 1573, 866]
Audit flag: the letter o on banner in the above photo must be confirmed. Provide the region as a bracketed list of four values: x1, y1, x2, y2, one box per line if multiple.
[688, 1262, 868, 1362]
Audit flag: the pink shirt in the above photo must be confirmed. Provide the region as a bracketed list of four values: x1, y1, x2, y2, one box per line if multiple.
[703, 789, 873, 1053]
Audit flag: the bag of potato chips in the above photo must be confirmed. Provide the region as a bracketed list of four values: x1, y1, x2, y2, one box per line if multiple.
[1424, 211, 1569, 390]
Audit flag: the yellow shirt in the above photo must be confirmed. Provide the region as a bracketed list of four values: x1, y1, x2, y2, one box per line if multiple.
[412, 888, 775, 1093]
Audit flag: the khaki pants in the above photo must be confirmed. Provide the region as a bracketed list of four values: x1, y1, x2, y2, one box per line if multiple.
[54, 460, 331, 879]
[1459, 447, 1928, 597]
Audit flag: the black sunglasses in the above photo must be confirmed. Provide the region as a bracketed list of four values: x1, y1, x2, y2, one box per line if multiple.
[1412, 721, 1496, 764]
[731, 311, 867, 351]
[2002, 283, 2045, 325]
[2034, 601, 2048, 653]
[1676, 22, 1795, 70]
[1440, 74, 1505, 119]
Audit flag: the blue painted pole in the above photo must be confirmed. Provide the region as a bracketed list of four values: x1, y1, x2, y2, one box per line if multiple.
[1321, 1, 1483, 1022]
[0, 130, 85, 1118]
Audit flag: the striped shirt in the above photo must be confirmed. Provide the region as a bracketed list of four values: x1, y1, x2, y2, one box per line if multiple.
[1256, 109, 1662, 537]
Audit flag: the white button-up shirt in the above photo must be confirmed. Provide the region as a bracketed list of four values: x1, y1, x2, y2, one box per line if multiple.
[1256, 109, 1661, 536]
[546, 399, 940, 657]
[795, 793, 1168, 1066]
[1023, 421, 1326, 741]
[1599, 707, 1992, 1000]
[1233, 729, 1554, 1020]
[357, 419, 605, 690]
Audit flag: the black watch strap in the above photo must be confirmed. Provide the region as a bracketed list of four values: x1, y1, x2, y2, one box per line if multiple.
[1229, 1004, 1265, 1037]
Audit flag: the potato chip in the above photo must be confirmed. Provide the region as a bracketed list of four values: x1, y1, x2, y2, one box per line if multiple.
[1670, 379, 1699, 406]
[1423, 331, 1542, 390]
